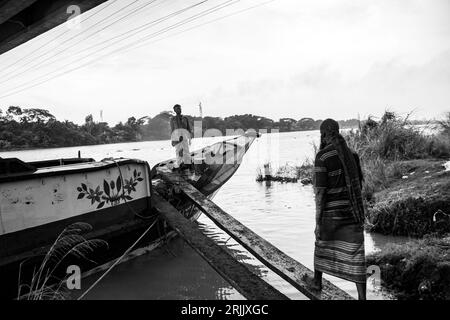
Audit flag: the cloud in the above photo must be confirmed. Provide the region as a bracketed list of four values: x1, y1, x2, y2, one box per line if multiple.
[0, 0, 448, 124]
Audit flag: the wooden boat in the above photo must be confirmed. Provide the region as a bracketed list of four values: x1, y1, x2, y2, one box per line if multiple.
[0, 157, 153, 260]
[152, 132, 260, 218]
[0, 156, 158, 299]
[0, 133, 259, 299]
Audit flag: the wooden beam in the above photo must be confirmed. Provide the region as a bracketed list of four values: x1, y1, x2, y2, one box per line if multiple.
[152, 193, 289, 300]
[159, 172, 354, 300]
[0, 0, 39, 25]
[0, 0, 109, 55]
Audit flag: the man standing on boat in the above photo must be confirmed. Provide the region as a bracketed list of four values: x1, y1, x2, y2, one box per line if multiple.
[170, 104, 192, 170]
[303, 118, 367, 300]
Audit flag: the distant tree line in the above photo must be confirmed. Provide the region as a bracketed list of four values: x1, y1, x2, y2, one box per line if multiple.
[0, 105, 369, 150]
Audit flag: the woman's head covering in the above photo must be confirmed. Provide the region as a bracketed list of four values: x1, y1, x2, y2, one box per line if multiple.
[319, 119, 339, 149]
[320, 118, 339, 136]
[319, 118, 365, 224]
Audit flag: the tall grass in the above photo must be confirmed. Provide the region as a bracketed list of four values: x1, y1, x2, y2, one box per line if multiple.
[437, 112, 450, 136]
[256, 159, 314, 183]
[346, 111, 450, 161]
[256, 142, 317, 183]
[18, 222, 108, 300]
[344, 111, 450, 201]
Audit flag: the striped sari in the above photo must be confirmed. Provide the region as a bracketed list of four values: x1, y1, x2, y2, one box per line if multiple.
[313, 145, 366, 283]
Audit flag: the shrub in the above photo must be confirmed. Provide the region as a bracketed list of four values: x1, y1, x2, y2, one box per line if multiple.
[255, 161, 313, 183]
[437, 112, 450, 136]
[368, 197, 450, 237]
[367, 235, 450, 300]
[345, 112, 450, 161]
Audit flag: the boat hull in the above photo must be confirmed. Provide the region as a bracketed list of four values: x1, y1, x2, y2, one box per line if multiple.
[0, 158, 152, 259]
[0, 134, 259, 299]
[0, 158, 160, 299]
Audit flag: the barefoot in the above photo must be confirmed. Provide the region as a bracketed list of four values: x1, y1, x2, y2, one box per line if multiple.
[302, 274, 322, 291]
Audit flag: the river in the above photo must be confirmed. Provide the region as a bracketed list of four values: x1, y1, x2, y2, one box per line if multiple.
[0, 131, 411, 300]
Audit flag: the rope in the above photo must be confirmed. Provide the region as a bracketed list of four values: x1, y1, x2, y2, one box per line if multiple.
[77, 216, 159, 300]
[78, 157, 173, 299]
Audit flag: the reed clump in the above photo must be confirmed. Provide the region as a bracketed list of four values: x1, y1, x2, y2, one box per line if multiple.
[437, 111, 450, 137]
[366, 235, 450, 300]
[256, 160, 313, 184]
[18, 222, 108, 300]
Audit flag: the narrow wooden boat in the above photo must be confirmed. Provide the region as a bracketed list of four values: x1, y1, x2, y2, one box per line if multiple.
[154, 133, 259, 193]
[152, 132, 260, 218]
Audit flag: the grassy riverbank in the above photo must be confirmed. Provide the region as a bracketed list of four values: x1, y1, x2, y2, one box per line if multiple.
[350, 112, 450, 300]
[345, 112, 450, 238]
[255, 111, 450, 299]
[367, 235, 450, 300]
[364, 159, 450, 237]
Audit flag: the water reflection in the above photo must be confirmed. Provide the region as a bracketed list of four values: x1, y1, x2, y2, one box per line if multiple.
[71, 237, 244, 300]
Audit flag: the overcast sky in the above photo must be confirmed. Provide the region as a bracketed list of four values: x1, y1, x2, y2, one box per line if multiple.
[0, 0, 448, 125]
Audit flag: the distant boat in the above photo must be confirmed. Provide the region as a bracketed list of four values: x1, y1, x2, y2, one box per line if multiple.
[0, 132, 259, 299]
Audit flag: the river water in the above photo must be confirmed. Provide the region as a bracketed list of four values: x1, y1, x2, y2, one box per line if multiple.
[1, 131, 411, 300]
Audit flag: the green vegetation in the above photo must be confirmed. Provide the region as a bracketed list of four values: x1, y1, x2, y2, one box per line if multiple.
[0, 105, 362, 150]
[256, 161, 313, 184]
[253, 111, 450, 300]
[348, 112, 450, 300]
[18, 222, 107, 300]
[0, 106, 151, 149]
[367, 235, 450, 300]
[364, 159, 450, 237]
[342, 112, 450, 237]
[346, 111, 449, 162]
[437, 111, 450, 136]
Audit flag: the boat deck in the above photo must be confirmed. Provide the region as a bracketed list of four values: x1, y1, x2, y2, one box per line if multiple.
[0, 158, 147, 183]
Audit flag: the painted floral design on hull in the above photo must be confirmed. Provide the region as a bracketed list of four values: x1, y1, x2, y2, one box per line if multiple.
[77, 169, 143, 209]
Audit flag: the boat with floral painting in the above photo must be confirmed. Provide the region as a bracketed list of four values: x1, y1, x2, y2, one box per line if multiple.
[0, 133, 259, 298]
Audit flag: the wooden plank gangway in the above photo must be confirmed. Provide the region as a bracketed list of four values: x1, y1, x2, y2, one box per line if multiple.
[158, 171, 354, 300]
[152, 193, 288, 300]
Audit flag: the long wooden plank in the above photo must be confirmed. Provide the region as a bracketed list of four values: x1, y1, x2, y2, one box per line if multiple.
[159, 172, 354, 300]
[152, 193, 288, 300]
